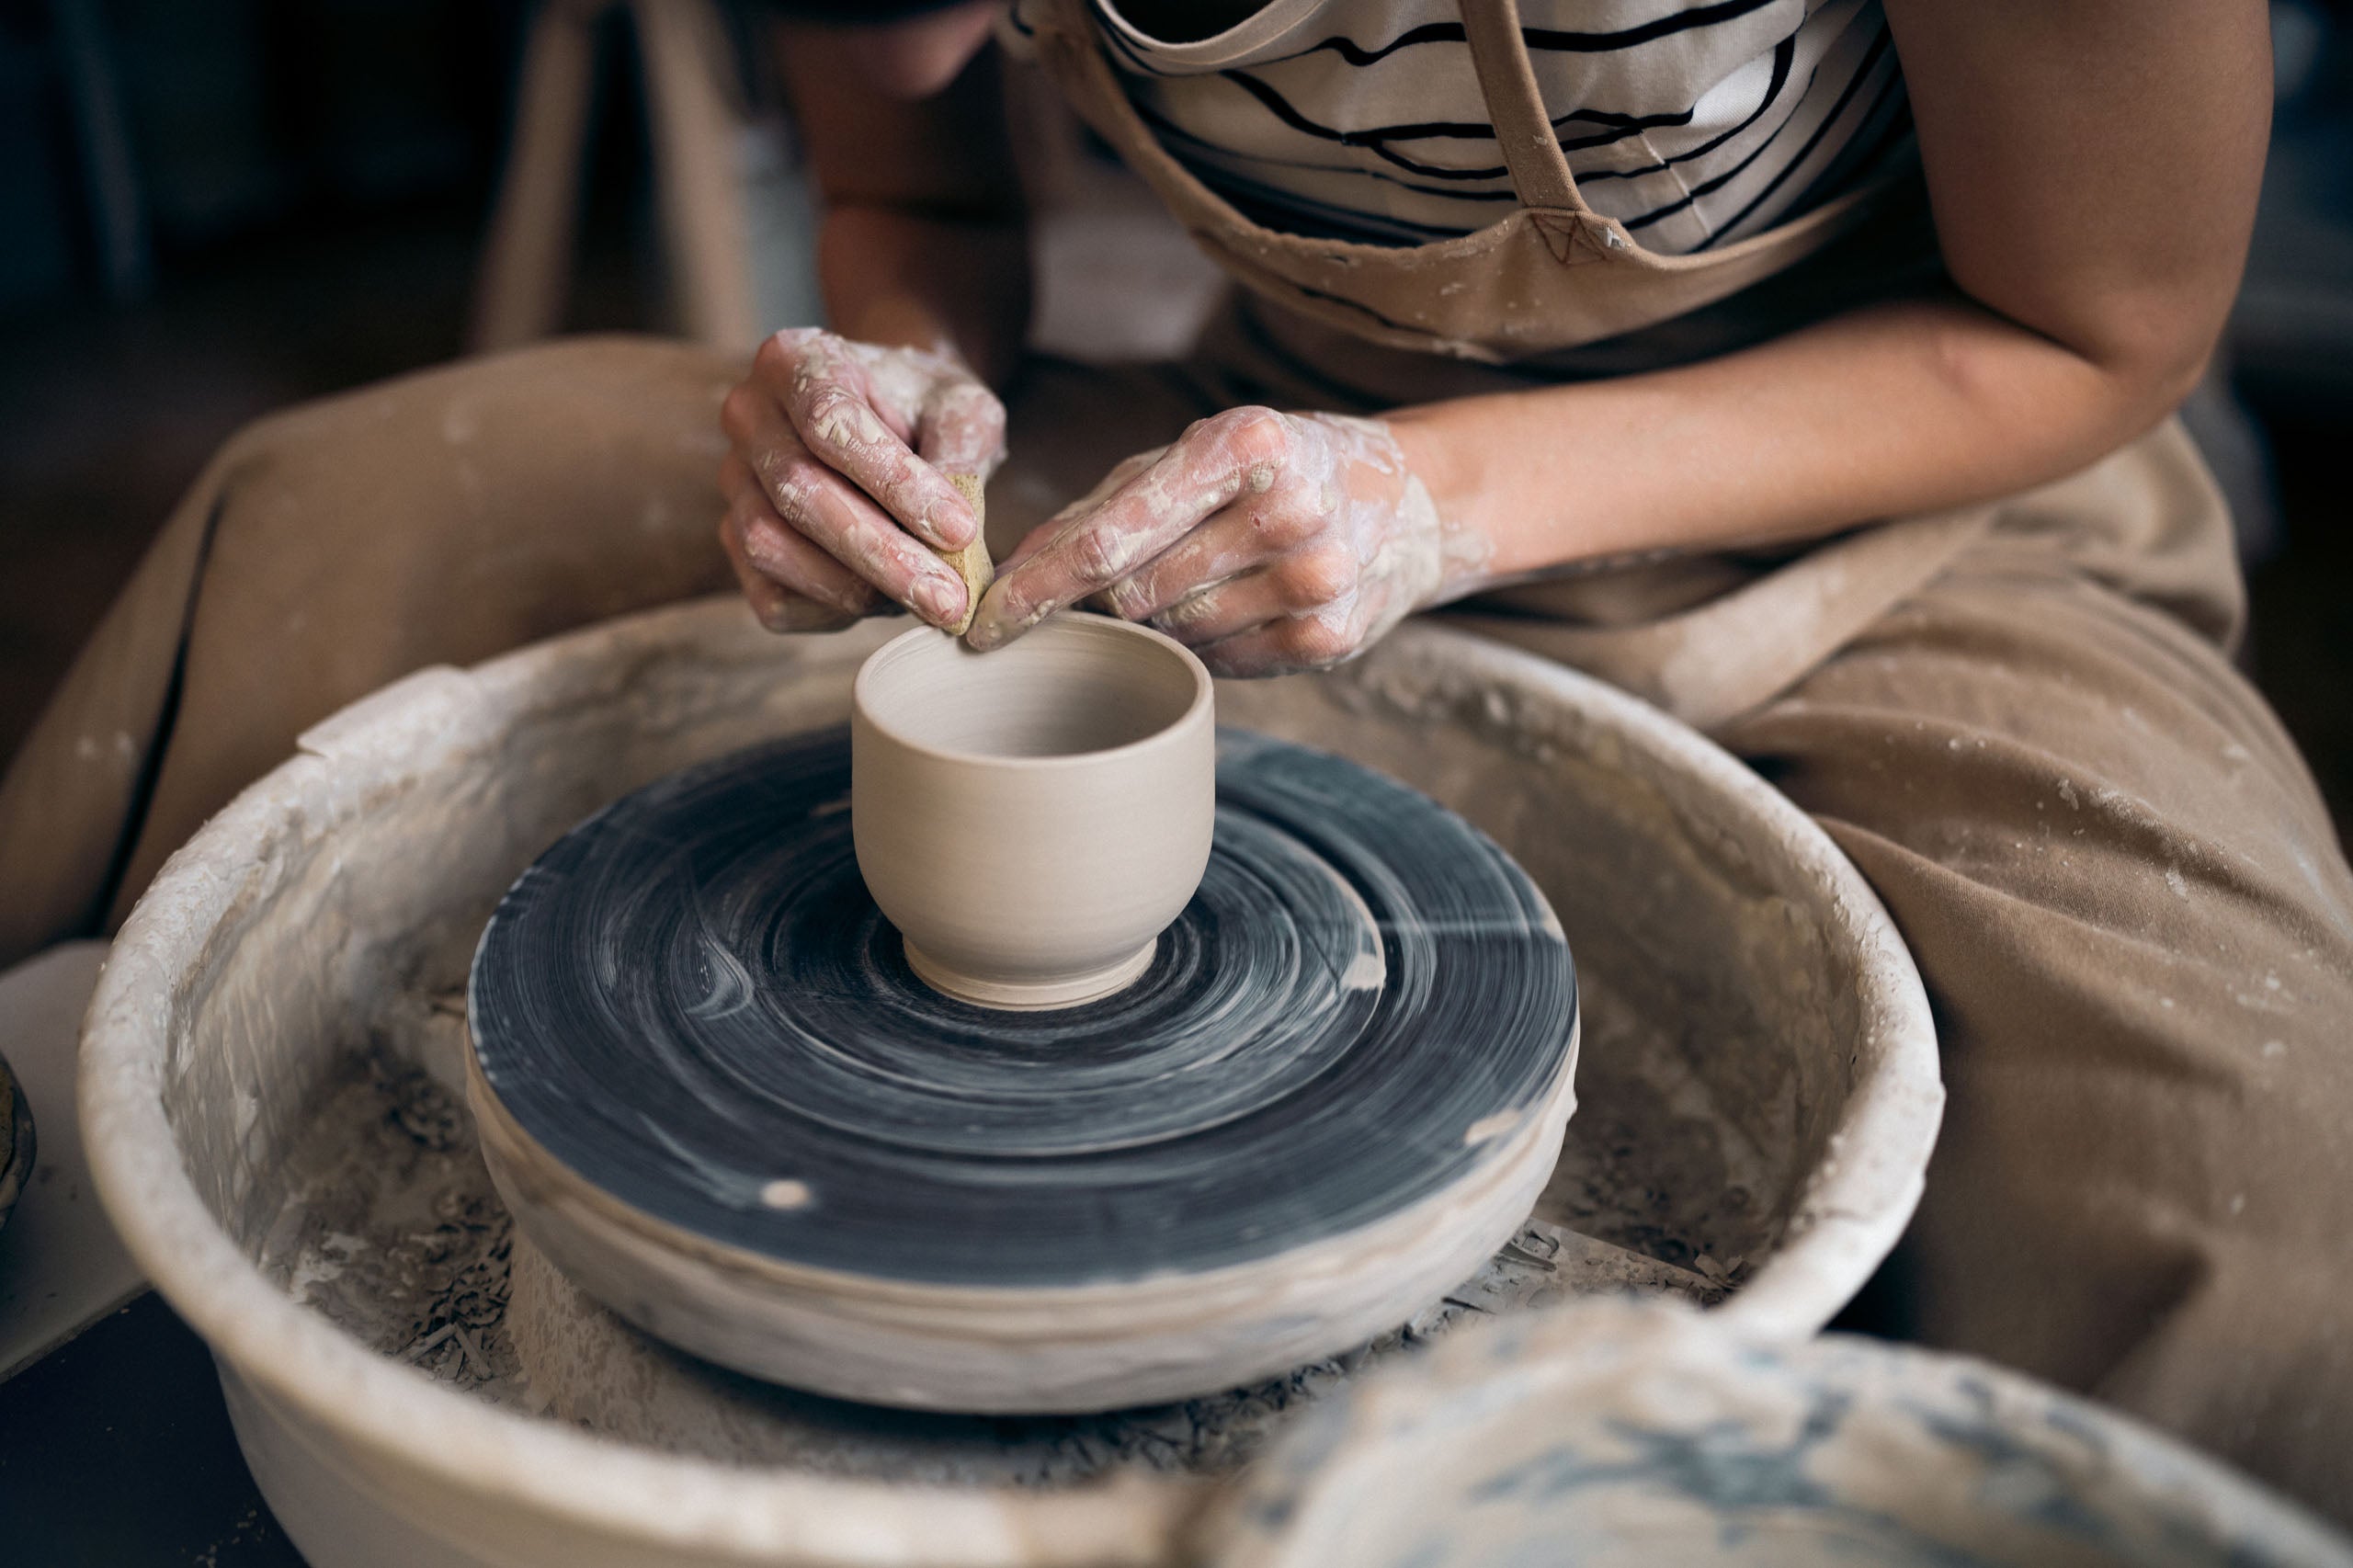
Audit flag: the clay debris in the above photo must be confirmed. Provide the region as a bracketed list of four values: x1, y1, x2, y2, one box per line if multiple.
[258, 1056, 529, 1404]
[254, 1048, 1725, 1486]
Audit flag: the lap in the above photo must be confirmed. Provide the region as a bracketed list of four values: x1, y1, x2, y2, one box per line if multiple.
[1720, 546, 2353, 1521]
[0, 336, 747, 956]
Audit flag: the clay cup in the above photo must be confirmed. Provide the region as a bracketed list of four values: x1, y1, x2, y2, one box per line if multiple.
[851, 612, 1216, 1008]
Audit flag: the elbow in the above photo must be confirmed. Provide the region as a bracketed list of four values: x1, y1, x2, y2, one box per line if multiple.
[2026, 275, 2235, 439]
[1948, 267, 2237, 440]
[1915, 279, 2233, 489]
[2082, 303, 2223, 429]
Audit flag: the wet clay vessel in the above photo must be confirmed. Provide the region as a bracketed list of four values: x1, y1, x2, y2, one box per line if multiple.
[465, 722, 1578, 1411]
[851, 614, 1216, 1009]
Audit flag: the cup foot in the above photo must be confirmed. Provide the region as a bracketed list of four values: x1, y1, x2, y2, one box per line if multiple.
[903, 939, 1156, 1011]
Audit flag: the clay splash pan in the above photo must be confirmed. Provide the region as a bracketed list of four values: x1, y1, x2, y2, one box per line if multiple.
[466, 727, 1578, 1412]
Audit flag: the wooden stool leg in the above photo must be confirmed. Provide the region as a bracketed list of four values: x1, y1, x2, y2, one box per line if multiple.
[631, 0, 760, 351]
[469, 0, 609, 353]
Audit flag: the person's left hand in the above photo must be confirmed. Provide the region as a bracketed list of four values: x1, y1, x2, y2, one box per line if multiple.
[967, 408, 1485, 676]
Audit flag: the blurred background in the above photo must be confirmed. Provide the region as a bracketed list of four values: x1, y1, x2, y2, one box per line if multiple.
[0, 4, 2345, 1559]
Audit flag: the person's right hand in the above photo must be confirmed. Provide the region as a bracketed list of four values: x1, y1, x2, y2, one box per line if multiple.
[719, 328, 1006, 634]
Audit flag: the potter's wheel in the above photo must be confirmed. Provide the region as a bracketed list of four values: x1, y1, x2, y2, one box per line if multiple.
[467, 726, 1578, 1411]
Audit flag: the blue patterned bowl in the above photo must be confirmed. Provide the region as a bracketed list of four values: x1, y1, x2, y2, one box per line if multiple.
[1212, 1297, 2352, 1568]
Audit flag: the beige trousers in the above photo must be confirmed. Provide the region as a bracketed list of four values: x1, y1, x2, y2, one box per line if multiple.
[3, 335, 2347, 1525]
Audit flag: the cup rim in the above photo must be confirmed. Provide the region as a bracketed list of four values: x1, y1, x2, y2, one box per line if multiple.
[852, 611, 1214, 771]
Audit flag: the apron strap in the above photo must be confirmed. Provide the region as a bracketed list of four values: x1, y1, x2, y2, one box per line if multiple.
[1457, 0, 1588, 214]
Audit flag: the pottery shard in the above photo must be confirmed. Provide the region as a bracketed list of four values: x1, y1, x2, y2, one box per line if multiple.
[937, 473, 995, 638]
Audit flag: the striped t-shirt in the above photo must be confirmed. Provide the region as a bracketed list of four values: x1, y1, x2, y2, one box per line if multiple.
[1013, 0, 1911, 256]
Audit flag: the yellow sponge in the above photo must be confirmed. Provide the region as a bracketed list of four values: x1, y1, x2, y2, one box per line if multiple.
[934, 472, 995, 637]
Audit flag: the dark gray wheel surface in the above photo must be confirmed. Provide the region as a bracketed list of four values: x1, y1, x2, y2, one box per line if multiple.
[470, 728, 1576, 1290]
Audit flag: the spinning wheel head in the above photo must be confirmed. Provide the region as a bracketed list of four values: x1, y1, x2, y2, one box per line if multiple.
[467, 726, 1578, 1411]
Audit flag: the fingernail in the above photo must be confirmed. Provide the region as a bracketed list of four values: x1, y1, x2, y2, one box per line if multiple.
[963, 597, 1006, 649]
[937, 479, 982, 547]
[913, 574, 964, 628]
[921, 506, 973, 551]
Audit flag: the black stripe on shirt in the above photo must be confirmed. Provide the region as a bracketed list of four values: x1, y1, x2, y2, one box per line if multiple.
[1693, 28, 1893, 244]
[1133, 95, 1523, 208]
[1215, 67, 1715, 179]
[1218, 70, 1510, 177]
[1620, 24, 1885, 234]
[1155, 64, 1795, 231]
[1573, 35, 1794, 183]
[1710, 72, 1910, 244]
[1259, 0, 1786, 67]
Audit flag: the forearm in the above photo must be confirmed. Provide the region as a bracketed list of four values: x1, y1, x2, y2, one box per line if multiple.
[1389, 287, 2211, 584]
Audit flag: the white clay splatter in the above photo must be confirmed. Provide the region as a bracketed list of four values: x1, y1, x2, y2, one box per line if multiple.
[1463, 1110, 1522, 1146]
[760, 1179, 814, 1210]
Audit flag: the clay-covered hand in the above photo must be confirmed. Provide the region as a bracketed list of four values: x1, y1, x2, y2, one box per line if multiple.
[719, 328, 1005, 633]
[967, 408, 1487, 676]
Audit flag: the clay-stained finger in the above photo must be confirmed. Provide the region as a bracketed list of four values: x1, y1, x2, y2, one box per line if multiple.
[1190, 607, 1365, 679]
[720, 502, 868, 633]
[968, 415, 1289, 651]
[915, 376, 1007, 483]
[761, 331, 979, 551]
[1095, 496, 1336, 623]
[720, 452, 878, 616]
[725, 405, 970, 630]
[1133, 570, 1291, 647]
[720, 479, 879, 628]
[723, 487, 880, 615]
[995, 448, 1167, 577]
[723, 537, 861, 633]
[792, 484, 967, 631]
